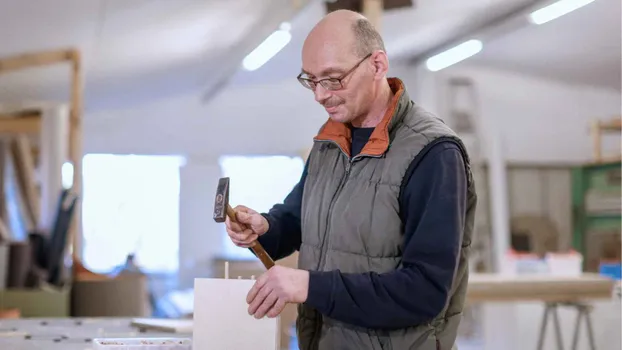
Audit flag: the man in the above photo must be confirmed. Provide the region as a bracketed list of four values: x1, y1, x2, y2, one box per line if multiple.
[225, 9, 477, 350]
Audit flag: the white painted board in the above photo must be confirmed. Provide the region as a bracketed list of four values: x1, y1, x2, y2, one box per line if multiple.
[193, 278, 279, 350]
[92, 338, 192, 349]
[130, 318, 193, 333]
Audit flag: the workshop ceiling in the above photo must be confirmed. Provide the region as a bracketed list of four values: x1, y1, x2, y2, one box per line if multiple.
[0, 0, 304, 109]
[469, 0, 621, 90]
[0, 0, 618, 112]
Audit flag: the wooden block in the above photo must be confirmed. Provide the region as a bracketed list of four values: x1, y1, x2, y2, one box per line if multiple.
[193, 278, 279, 350]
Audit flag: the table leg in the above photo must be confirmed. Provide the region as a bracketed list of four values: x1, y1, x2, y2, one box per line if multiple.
[536, 303, 550, 350]
[570, 307, 583, 350]
[551, 304, 565, 350]
[584, 305, 596, 350]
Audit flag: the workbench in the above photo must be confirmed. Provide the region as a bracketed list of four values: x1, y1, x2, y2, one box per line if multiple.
[466, 273, 618, 350]
[0, 317, 192, 350]
[0, 273, 617, 350]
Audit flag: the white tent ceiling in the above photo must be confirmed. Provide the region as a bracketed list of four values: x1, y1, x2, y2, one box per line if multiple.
[0, 0, 619, 112]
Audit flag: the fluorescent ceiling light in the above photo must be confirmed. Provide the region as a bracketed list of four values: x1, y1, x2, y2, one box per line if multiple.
[426, 40, 483, 72]
[529, 0, 595, 25]
[242, 23, 291, 71]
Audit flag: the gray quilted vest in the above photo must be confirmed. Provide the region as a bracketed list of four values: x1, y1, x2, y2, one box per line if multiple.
[296, 78, 477, 350]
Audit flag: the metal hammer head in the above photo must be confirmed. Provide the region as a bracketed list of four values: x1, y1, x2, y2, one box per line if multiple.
[213, 177, 230, 223]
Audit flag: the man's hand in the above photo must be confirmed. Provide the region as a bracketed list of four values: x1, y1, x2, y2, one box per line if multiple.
[225, 205, 269, 248]
[246, 266, 309, 319]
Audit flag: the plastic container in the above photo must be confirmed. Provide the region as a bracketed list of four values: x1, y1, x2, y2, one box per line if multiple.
[92, 337, 192, 350]
[545, 251, 583, 276]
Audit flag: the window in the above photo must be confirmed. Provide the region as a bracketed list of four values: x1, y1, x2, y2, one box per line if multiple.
[81, 154, 185, 274]
[218, 155, 305, 260]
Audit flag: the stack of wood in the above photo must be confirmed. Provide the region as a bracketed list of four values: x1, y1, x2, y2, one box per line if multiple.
[0, 48, 85, 318]
[0, 104, 79, 284]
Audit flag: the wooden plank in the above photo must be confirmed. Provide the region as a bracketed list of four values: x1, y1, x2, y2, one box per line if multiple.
[0, 141, 7, 225]
[363, 0, 383, 31]
[68, 50, 83, 257]
[10, 135, 39, 231]
[193, 278, 279, 350]
[466, 273, 615, 303]
[0, 49, 75, 73]
[0, 116, 41, 134]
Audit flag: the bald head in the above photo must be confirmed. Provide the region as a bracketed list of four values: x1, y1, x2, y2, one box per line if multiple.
[304, 10, 385, 60]
[299, 10, 391, 126]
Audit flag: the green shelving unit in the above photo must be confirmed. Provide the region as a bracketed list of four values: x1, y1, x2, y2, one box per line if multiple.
[571, 161, 621, 271]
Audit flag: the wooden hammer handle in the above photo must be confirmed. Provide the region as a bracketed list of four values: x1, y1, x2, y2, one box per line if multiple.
[226, 204, 275, 270]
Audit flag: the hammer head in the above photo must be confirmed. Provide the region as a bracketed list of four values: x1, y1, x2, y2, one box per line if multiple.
[213, 177, 230, 223]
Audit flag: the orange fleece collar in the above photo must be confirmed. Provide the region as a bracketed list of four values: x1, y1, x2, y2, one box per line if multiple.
[313, 77, 405, 158]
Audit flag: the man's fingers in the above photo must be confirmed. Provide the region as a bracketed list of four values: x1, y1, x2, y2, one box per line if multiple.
[252, 291, 278, 319]
[231, 229, 256, 242]
[267, 298, 287, 318]
[234, 205, 250, 212]
[248, 283, 271, 315]
[226, 220, 245, 232]
[246, 273, 270, 304]
[231, 238, 257, 248]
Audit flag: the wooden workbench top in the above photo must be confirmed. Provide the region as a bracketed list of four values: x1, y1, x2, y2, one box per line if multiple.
[466, 273, 616, 303]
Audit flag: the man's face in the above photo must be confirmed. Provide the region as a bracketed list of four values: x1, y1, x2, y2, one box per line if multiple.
[301, 43, 373, 124]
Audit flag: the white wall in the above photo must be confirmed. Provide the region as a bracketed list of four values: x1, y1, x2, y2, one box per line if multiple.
[408, 64, 622, 164]
[84, 78, 325, 157]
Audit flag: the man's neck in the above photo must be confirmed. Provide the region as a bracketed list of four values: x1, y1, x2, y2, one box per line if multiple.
[350, 80, 394, 128]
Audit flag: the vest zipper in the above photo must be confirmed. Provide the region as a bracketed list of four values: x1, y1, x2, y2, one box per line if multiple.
[309, 140, 385, 347]
[313, 139, 383, 271]
[314, 139, 353, 271]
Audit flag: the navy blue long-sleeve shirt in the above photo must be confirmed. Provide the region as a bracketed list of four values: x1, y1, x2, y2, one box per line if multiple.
[258, 127, 467, 330]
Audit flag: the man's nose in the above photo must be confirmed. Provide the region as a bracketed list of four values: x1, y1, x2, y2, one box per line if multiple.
[314, 84, 331, 103]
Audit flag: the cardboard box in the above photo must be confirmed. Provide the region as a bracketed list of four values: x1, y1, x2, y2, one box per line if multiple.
[0, 286, 70, 317]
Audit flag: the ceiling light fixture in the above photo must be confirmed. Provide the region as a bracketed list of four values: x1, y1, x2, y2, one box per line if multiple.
[426, 40, 483, 72]
[242, 22, 292, 72]
[528, 0, 595, 25]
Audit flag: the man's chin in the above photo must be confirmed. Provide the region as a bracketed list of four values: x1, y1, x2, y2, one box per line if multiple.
[327, 111, 348, 123]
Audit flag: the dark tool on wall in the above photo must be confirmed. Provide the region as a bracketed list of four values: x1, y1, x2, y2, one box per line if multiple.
[213, 177, 275, 270]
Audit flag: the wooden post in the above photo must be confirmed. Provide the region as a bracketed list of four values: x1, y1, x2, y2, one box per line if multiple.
[363, 0, 383, 32]
[69, 49, 83, 257]
[591, 120, 601, 162]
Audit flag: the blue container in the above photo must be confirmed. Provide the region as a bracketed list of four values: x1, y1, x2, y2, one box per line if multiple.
[599, 262, 622, 280]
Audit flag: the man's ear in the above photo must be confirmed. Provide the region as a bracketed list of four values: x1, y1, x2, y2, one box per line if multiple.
[371, 50, 389, 79]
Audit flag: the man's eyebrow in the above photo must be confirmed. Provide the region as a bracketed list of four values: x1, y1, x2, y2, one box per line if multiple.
[301, 67, 345, 78]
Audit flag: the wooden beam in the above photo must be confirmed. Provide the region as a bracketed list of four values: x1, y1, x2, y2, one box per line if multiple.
[0, 49, 76, 73]
[10, 135, 40, 231]
[363, 0, 383, 31]
[0, 116, 42, 134]
[69, 50, 84, 257]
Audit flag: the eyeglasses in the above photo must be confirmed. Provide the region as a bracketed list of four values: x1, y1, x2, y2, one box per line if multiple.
[297, 53, 372, 91]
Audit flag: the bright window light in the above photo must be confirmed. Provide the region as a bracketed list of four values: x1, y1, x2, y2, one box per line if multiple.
[529, 0, 595, 25]
[62, 162, 73, 189]
[82, 154, 185, 274]
[218, 155, 304, 260]
[242, 23, 292, 71]
[426, 40, 483, 72]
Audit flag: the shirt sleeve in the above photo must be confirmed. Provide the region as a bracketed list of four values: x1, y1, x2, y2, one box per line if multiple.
[304, 140, 467, 329]
[255, 159, 308, 261]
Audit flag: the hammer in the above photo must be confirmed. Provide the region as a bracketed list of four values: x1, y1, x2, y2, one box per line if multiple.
[213, 177, 275, 270]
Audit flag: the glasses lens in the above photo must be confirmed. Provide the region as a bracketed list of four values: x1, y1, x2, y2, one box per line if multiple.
[321, 79, 342, 91]
[298, 78, 315, 90]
